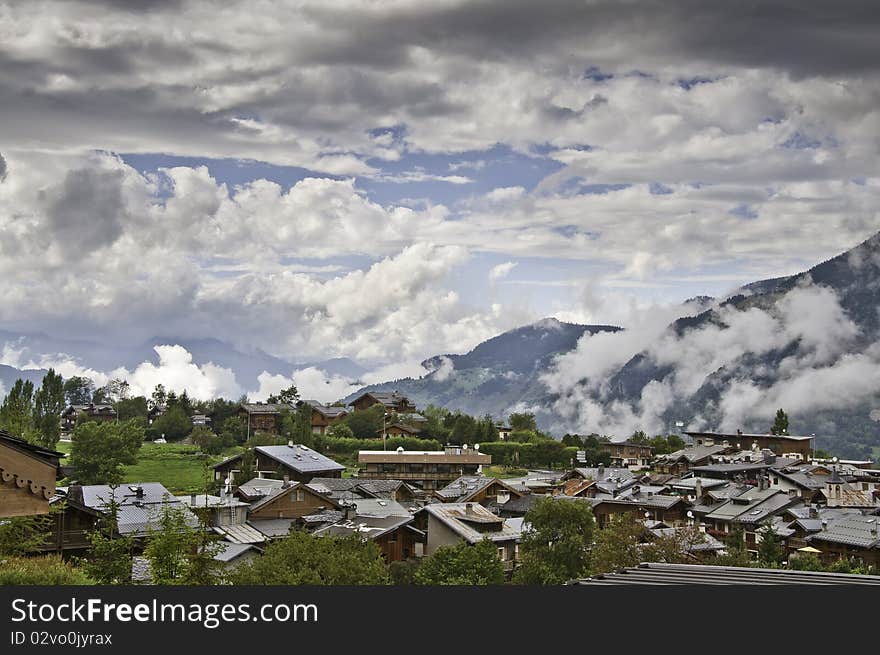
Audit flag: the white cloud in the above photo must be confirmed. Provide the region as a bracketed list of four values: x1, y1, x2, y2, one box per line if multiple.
[489, 261, 517, 282]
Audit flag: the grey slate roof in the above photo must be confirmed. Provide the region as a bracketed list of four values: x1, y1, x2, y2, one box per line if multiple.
[807, 515, 880, 549]
[255, 445, 345, 474]
[658, 444, 728, 464]
[421, 503, 520, 544]
[73, 483, 199, 537]
[249, 518, 297, 538]
[313, 515, 414, 540]
[214, 542, 260, 563]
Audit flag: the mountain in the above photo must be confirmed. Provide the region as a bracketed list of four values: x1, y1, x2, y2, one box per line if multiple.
[343, 318, 621, 418]
[0, 364, 48, 395]
[552, 231, 880, 460]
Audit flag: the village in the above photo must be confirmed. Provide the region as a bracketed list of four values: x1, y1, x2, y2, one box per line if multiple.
[2, 384, 880, 585]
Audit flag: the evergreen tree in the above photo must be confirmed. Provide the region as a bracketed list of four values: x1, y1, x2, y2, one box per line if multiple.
[771, 408, 789, 435]
[0, 378, 36, 438]
[32, 369, 65, 449]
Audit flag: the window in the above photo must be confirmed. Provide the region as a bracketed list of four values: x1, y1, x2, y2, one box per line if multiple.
[294, 489, 304, 502]
[498, 547, 506, 561]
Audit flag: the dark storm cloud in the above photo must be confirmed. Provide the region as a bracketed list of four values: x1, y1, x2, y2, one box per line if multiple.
[0, 154, 6, 182]
[299, 0, 880, 77]
[43, 167, 129, 251]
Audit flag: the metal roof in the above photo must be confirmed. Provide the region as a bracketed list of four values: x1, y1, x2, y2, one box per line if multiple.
[571, 562, 880, 585]
[807, 515, 880, 549]
[255, 445, 345, 474]
[213, 542, 260, 563]
[421, 503, 520, 544]
[213, 523, 267, 544]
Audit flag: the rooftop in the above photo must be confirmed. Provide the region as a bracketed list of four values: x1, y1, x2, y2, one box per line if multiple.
[571, 562, 880, 585]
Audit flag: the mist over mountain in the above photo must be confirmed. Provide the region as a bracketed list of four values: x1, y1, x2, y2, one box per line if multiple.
[343, 318, 621, 418]
[543, 231, 880, 460]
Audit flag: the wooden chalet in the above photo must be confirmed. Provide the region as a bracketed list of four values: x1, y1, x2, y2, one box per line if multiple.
[0, 430, 63, 518]
[61, 403, 117, 431]
[358, 445, 491, 491]
[348, 391, 417, 414]
[213, 444, 345, 485]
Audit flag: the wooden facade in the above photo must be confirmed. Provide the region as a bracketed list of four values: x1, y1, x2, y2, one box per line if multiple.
[348, 392, 417, 414]
[358, 448, 491, 491]
[0, 432, 62, 518]
[248, 483, 340, 521]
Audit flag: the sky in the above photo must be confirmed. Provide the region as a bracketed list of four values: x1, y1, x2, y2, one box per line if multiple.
[1, 0, 879, 402]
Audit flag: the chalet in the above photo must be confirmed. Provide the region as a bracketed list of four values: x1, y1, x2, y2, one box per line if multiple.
[782, 506, 862, 553]
[820, 468, 880, 509]
[306, 477, 418, 504]
[247, 480, 341, 521]
[806, 515, 880, 567]
[0, 430, 63, 518]
[562, 465, 635, 483]
[42, 492, 102, 553]
[602, 440, 653, 470]
[381, 422, 422, 438]
[177, 493, 250, 528]
[190, 414, 212, 427]
[653, 443, 732, 476]
[496, 424, 512, 441]
[702, 487, 799, 550]
[213, 444, 345, 484]
[589, 492, 692, 528]
[237, 402, 295, 435]
[300, 400, 348, 435]
[685, 431, 814, 460]
[358, 445, 491, 491]
[61, 403, 117, 431]
[348, 391, 417, 414]
[61, 482, 199, 540]
[434, 475, 524, 505]
[314, 514, 425, 562]
[415, 502, 521, 571]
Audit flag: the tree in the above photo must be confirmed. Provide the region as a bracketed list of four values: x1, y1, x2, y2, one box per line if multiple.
[414, 540, 505, 585]
[68, 419, 144, 485]
[32, 369, 65, 449]
[771, 408, 789, 435]
[79, 489, 133, 584]
[450, 413, 478, 444]
[190, 425, 224, 454]
[63, 376, 95, 405]
[220, 415, 247, 445]
[267, 384, 299, 405]
[115, 396, 149, 422]
[229, 530, 389, 585]
[232, 449, 256, 487]
[591, 513, 648, 574]
[509, 412, 537, 432]
[0, 512, 55, 556]
[144, 502, 222, 585]
[716, 524, 751, 567]
[0, 378, 35, 437]
[326, 422, 354, 439]
[150, 384, 167, 410]
[152, 405, 192, 440]
[344, 404, 385, 439]
[756, 523, 784, 566]
[514, 497, 595, 584]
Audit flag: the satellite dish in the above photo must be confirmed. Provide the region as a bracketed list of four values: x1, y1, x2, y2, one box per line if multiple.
[474, 444, 480, 451]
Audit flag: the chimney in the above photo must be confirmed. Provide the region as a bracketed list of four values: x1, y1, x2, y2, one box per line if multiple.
[695, 478, 703, 500]
[282, 474, 291, 489]
[344, 502, 357, 521]
[597, 464, 605, 479]
[465, 502, 476, 515]
[808, 505, 818, 519]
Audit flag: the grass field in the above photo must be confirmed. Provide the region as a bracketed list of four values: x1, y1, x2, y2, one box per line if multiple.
[56, 439, 243, 494]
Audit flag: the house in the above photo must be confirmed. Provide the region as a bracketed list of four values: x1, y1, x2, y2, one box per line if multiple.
[213, 444, 345, 485]
[685, 431, 814, 460]
[589, 492, 692, 528]
[300, 401, 348, 435]
[496, 424, 512, 441]
[314, 513, 425, 562]
[701, 487, 799, 550]
[805, 514, 880, 567]
[247, 480, 341, 521]
[415, 502, 521, 571]
[60, 403, 117, 431]
[0, 430, 63, 518]
[237, 402, 295, 435]
[190, 414, 212, 427]
[820, 468, 880, 509]
[358, 445, 491, 491]
[348, 391, 417, 414]
[381, 423, 422, 438]
[61, 482, 199, 540]
[213, 542, 262, 571]
[602, 441, 653, 470]
[434, 475, 524, 505]
[177, 493, 250, 528]
[653, 443, 733, 476]
[306, 477, 418, 505]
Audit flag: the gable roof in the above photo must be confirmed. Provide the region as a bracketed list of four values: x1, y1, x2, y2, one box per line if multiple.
[807, 515, 880, 549]
[313, 514, 415, 541]
[248, 481, 340, 514]
[420, 502, 520, 544]
[213, 445, 345, 475]
[435, 476, 521, 502]
[348, 391, 413, 408]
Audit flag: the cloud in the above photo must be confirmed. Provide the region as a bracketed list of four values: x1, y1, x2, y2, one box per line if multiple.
[114, 345, 242, 401]
[252, 367, 362, 405]
[544, 281, 877, 437]
[489, 261, 517, 282]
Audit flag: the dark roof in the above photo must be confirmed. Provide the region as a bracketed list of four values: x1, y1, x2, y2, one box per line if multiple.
[685, 431, 814, 443]
[571, 562, 880, 585]
[239, 403, 294, 414]
[347, 391, 413, 408]
[0, 430, 64, 467]
[213, 445, 345, 475]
